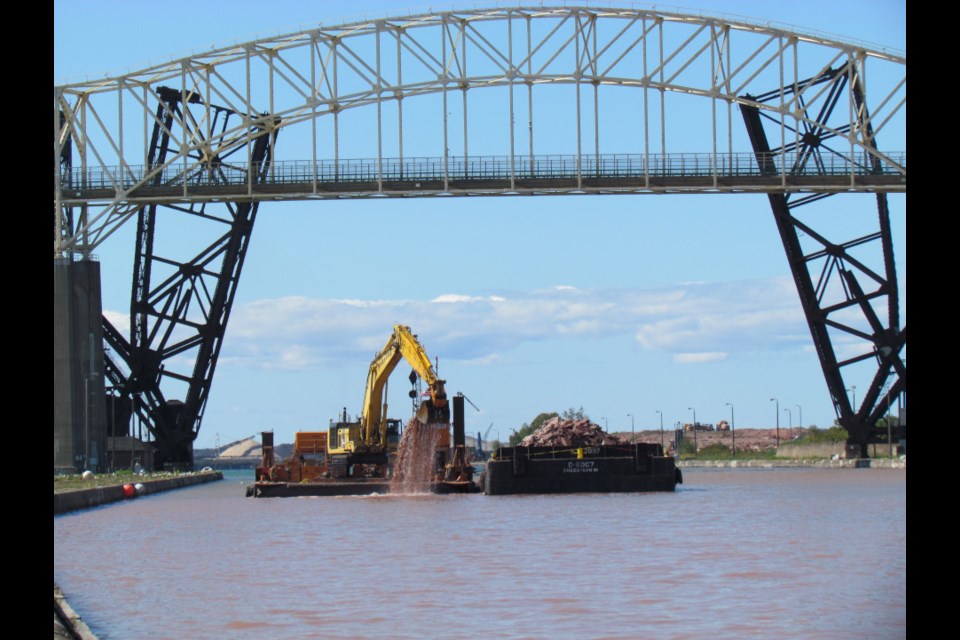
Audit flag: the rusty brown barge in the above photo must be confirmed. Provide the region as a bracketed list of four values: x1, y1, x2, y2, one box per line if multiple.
[247, 393, 480, 497]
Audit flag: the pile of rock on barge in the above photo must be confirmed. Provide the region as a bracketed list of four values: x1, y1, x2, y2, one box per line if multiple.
[480, 417, 681, 495]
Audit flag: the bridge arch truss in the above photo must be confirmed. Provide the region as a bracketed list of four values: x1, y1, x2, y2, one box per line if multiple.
[54, 5, 905, 465]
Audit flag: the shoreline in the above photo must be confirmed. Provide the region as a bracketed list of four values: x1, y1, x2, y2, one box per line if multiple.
[678, 457, 906, 469]
[55, 471, 223, 639]
[54, 470, 223, 515]
[55, 582, 97, 640]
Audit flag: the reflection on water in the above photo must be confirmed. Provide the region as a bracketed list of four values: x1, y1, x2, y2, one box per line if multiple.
[54, 468, 906, 640]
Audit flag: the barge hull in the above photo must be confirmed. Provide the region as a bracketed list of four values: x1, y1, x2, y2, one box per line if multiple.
[484, 444, 678, 495]
[248, 478, 481, 497]
[249, 480, 391, 497]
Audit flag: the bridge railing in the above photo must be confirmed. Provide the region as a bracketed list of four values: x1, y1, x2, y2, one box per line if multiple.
[59, 151, 906, 192]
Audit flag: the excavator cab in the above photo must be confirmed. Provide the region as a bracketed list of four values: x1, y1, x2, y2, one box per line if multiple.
[386, 419, 402, 451]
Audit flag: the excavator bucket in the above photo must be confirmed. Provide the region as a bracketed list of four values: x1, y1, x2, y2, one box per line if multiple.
[415, 402, 431, 424]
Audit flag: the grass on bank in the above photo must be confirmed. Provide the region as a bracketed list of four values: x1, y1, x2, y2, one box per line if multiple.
[53, 469, 208, 493]
[680, 433, 903, 461]
[678, 442, 777, 461]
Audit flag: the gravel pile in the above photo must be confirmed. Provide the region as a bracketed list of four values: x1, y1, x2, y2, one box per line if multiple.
[520, 417, 628, 447]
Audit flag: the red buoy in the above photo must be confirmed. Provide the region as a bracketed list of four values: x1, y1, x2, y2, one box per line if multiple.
[122, 483, 136, 498]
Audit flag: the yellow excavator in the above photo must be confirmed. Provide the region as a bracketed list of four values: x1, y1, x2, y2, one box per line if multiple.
[327, 324, 451, 478]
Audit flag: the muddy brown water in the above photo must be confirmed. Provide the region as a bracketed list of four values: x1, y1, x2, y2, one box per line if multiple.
[53, 467, 905, 639]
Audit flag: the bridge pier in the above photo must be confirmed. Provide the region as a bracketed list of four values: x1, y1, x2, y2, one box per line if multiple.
[54, 258, 107, 474]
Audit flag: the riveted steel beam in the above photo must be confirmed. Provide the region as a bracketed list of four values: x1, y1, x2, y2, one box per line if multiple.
[740, 63, 904, 457]
[103, 86, 279, 469]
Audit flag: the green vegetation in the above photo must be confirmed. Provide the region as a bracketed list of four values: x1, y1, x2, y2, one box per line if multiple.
[560, 407, 588, 421]
[53, 469, 202, 493]
[789, 425, 848, 445]
[676, 437, 698, 457]
[679, 443, 777, 461]
[694, 443, 733, 459]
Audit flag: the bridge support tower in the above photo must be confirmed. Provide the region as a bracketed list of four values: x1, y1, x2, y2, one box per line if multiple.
[54, 258, 108, 473]
[739, 66, 905, 457]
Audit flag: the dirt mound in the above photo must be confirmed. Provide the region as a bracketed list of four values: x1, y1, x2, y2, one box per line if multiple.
[520, 417, 628, 447]
[217, 437, 260, 458]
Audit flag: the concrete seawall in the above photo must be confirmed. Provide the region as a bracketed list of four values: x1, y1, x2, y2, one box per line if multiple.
[54, 471, 223, 515]
[55, 582, 97, 639]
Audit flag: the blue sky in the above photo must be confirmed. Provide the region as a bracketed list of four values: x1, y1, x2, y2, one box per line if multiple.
[54, 1, 906, 448]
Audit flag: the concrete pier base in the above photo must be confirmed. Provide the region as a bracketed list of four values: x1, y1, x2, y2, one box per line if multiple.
[54, 258, 107, 474]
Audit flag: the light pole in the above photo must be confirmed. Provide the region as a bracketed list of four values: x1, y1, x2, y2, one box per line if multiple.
[784, 407, 792, 437]
[627, 413, 634, 441]
[848, 385, 857, 412]
[130, 394, 138, 470]
[656, 410, 663, 450]
[688, 407, 697, 457]
[83, 374, 90, 472]
[108, 388, 117, 471]
[726, 402, 735, 458]
[770, 398, 780, 447]
[795, 404, 802, 438]
[602, 417, 608, 432]
[887, 393, 893, 457]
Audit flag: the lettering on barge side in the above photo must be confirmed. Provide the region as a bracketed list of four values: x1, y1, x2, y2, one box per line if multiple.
[563, 461, 600, 473]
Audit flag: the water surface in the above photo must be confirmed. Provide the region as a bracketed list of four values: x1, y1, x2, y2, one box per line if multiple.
[54, 468, 906, 639]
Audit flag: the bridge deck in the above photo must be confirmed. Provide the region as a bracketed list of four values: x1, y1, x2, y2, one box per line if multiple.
[59, 152, 906, 204]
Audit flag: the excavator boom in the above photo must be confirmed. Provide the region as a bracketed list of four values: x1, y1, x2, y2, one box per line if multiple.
[253, 324, 476, 492]
[329, 324, 448, 462]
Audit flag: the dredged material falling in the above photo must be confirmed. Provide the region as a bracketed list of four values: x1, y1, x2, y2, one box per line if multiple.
[391, 418, 441, 494]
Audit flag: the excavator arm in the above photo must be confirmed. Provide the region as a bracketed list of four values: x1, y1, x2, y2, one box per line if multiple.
[321, 323, 473, 489]
[359, 324, 448, 448]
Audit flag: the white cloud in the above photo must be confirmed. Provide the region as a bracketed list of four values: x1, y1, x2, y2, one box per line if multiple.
[102, 309, 129, 330]
[460, 353, 505, 366]
[673, 352, 728, 364]
[433, 294, 475, 303]
[219, 277, 813, 370]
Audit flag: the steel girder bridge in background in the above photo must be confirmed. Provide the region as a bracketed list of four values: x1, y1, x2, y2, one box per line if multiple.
[54, 5, 906, 466]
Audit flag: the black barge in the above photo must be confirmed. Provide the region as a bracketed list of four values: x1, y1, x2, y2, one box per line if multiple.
[483, 443, 681, 495]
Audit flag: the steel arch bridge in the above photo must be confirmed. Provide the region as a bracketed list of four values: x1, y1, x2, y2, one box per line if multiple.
[54, 5, 905, 468]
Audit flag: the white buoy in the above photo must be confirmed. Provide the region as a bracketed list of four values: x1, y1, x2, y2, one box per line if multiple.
[134, 483, 146, 496]
[81, 470, 93, 480]
[201, 466, 213, 473]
